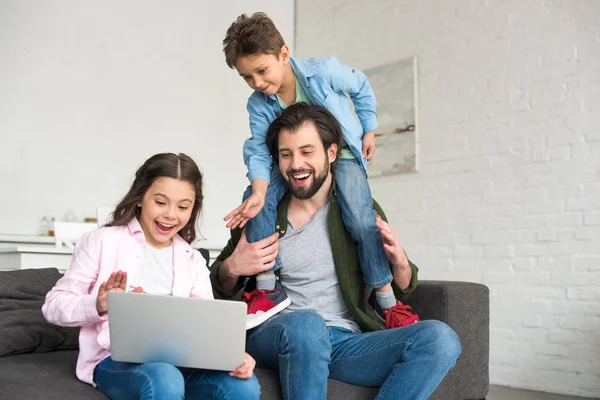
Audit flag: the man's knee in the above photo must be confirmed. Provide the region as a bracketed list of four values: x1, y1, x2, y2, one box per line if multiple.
[279, 311, 330, 355]
[420, 320, 462, 363]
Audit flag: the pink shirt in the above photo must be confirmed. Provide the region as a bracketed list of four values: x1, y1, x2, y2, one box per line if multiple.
[41, 218, 214, 386]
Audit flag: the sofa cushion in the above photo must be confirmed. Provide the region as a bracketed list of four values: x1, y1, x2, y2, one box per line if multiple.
[0, 268, 79, 357]
[0, 351, 106, 400]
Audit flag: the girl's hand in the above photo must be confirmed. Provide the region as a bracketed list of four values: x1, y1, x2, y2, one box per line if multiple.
[229, 352, 256, 379]
[96, 270, 143, 315]
[362, 131, 376, 161]
[223, 193, 265, 229]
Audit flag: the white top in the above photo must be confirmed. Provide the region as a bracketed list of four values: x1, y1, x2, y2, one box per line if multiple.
[129, 243, 175, 295]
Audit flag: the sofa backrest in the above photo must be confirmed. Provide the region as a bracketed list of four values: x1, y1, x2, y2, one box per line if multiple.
[0, 268, 79, 357]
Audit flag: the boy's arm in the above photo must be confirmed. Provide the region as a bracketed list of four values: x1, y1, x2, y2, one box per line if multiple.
[243, 100, 274, 184]
[324, 57, 378, 134]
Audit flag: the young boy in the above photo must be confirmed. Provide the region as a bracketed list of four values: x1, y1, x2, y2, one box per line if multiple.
[222, 12, 415, 330]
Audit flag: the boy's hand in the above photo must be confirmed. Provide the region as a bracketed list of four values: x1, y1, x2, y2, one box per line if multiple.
[96, 270, 143, 316]
[224, 193, 265, 229]
[229, 352, 256, 379]
[362, 131, 376, 161]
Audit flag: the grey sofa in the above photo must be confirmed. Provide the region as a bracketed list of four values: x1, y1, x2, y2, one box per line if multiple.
[0, 267, 489, 400]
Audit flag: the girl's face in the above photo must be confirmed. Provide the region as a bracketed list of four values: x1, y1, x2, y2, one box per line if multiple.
[137, 177, 195, 249]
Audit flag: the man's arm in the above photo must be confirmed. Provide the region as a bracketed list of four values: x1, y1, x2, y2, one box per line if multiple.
[376, 214, 413, 290]
[372, 200, 419, 300]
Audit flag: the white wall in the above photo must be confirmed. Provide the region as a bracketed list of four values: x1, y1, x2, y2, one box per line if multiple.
[296, 0, 600, 397]
[0, 0, 294, 249]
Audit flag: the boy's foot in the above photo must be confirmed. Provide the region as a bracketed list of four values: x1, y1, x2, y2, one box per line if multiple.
[243, 281, 291, 330]
[368, 292, 420, 329]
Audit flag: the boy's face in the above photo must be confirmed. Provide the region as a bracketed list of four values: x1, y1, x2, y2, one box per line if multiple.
[234, 46, 290, 96]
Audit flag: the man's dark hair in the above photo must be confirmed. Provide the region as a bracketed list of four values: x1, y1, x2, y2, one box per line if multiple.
[265, 103, 343, 172]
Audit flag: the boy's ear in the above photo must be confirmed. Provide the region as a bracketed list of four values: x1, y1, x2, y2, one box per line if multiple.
[280, 45, 290, 64]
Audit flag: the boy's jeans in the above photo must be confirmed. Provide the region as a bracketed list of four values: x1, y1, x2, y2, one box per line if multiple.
[246, 310, 462, 400]
[244, 158, 392, 288]
[93, 357, 260, 400]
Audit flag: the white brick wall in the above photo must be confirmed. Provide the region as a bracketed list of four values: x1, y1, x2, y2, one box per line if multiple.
[295, 0, 600, 397]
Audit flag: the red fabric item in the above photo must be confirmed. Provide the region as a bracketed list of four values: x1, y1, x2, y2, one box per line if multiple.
[243, 289, 277, 315]
[384, 301, 420, 329]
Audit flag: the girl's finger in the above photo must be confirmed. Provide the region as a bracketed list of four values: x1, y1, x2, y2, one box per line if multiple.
[119, 271, 128, 290]
[97, 281, 107, 296]
[105, 272, 116, 290]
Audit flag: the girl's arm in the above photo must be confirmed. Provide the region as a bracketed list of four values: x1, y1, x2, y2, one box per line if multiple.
[324, 57, 378, 135]
[42, 232, 106, 327]
[190, 250, 215, 300]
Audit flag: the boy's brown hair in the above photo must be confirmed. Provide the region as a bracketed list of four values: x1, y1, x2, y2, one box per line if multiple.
[223, 12, 286, 69]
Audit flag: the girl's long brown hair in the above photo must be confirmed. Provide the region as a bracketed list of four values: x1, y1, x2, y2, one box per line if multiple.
[106, 153, 203, 244]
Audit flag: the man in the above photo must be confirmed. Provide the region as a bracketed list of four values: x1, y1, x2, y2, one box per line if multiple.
[210, 103, 461, 399]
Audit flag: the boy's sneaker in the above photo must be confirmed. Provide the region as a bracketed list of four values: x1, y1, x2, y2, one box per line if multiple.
[243, 281, 291, 330]
[368, 291, 420, 329]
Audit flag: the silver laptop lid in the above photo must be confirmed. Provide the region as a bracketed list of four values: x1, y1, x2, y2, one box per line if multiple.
[107, 291, 246, 371]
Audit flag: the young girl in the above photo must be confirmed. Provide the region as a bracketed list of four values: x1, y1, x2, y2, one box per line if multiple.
[42, 153, 260, 400]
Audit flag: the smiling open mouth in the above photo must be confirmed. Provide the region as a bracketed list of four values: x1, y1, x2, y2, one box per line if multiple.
[155, 222, 175, 234]
[289, 171, 312, 184]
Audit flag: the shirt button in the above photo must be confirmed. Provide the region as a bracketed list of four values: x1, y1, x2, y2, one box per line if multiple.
[276, 225, 280, 229]
[352, 69, 355, 73]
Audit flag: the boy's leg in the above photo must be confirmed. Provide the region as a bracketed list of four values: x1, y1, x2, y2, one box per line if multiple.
[246, 310, 331, 400]
[328, 321, 461, 400]
[244, 170, 288, 278]
[334, 158, 419, 328]
[334, 159, 391, 287]
[243, 170, 291, 329]
[333, 159, 397, 302]
[93, 356, 185, 399]
[180, 368, 261, 400]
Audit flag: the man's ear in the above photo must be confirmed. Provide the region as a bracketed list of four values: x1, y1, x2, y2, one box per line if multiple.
[327, 144, 338, 163]
[280, 45, 291, 64]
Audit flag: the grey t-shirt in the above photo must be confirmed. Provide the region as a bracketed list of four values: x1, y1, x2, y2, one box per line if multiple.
[278, 201, 361, 333]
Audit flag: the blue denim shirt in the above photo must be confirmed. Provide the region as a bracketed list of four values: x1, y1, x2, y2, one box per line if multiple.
[243, 57, 378, 183]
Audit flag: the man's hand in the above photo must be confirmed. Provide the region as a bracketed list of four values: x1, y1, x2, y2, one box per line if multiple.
[224, 193, 265, 229]
[229, 352, 256, 379]
[221, 230, 279, 286]
[376, 215, 409, 269]
[96, 270, 143, 315]
[376, 215, 411, 289]
[362, 130, 376, 161]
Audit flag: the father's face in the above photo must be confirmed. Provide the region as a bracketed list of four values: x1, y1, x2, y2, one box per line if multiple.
[277, 122, 336, 200]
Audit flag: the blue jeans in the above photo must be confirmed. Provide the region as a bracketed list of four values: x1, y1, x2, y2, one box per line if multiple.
[93, 357, 261, 400]
[246, 310, 462, 400]
[244, 158, 393, 287]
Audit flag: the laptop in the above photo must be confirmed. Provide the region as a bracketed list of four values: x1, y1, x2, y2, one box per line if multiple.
[107, 291, 247, 371]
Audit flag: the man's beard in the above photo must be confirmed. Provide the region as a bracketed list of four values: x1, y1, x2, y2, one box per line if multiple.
[285, 156, 329, 200]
